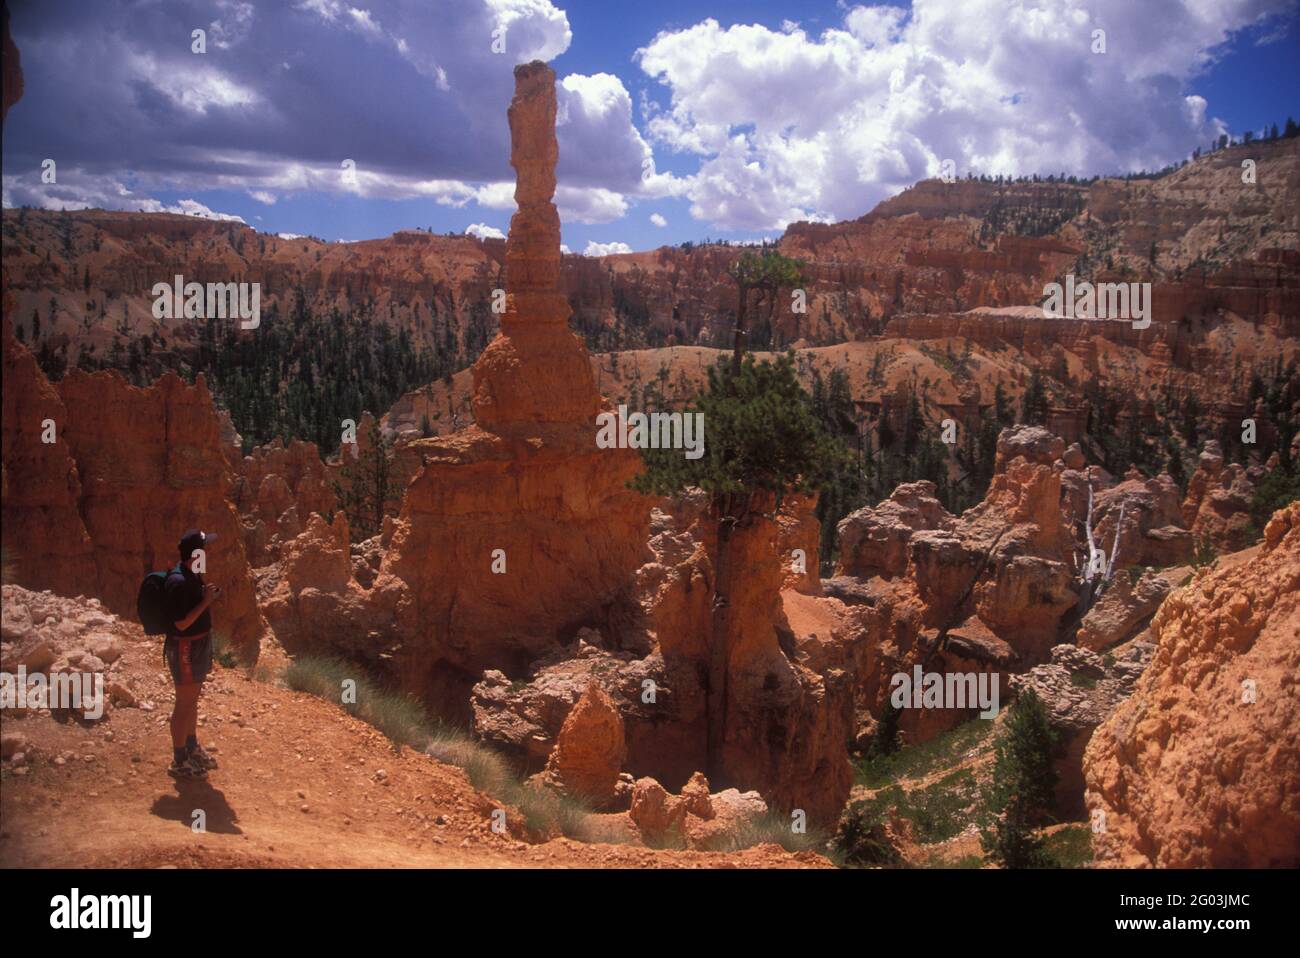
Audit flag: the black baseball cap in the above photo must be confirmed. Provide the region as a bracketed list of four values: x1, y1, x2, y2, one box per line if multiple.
[178, 529, 218, 558]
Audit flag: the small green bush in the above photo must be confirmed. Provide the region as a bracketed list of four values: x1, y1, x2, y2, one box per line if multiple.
[1043, 824, 1093, 868]
[1248, 464, 1300, 538]
[211, 631, 240, 669]
[854, 717, 994, 789]
[834, 802, 903, 867]
[843, 770, 983, 849]
[699, 809, 837, 860]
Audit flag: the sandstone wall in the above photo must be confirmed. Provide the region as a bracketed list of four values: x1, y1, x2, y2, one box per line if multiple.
[1084, 503, 1300, 867]
[230, 436, 337, 565]
[1, 321, 97, 592]
[2, 320, 268, 654]
[52, 368, 268, 654]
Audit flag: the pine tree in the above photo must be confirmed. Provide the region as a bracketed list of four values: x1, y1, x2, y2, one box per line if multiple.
[631, 352, 854, 775]
[331, 420, 398, 541]
[725, 250, 805, 371]
[1165, 437, 1187, 492]
[981, 688, 1059, 868]
[902, 391, 924, 455]
[1021, 368, 1048, 425]
[984, 799, 1053, 869]
[994, 381, 1013, 425]
[866, 699, 902, 759]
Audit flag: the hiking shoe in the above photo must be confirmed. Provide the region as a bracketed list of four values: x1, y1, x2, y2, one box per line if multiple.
[167, 755, 208, 780]
[189, 744, 219, 771]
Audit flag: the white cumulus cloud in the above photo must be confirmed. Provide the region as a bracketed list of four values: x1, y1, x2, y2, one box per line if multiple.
[557, 185, 628, 223]
[3, 0, 648, 221]
[636, 0, 1293, 230]
[583, 240, 632, 256]
[464, 222, 506, 240]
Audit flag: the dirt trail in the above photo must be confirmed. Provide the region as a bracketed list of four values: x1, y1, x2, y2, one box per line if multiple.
[0, 627, 826, 869]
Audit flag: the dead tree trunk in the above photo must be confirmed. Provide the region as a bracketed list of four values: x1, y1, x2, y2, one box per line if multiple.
[1077, 483, 1123, 620]
[730, 283, 751, 373]
[705, 492, 752, 783]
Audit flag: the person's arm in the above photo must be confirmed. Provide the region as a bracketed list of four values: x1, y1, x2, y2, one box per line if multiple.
[174, 583, 220, 632]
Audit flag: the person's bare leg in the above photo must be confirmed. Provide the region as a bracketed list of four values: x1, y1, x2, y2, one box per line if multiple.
[187, 683, 203, 741]
[171, 683, 200, 750]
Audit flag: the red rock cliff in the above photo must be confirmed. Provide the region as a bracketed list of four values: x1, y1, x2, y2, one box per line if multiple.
[1084, 503, 1300, 867]
[1, 324, 268, 655]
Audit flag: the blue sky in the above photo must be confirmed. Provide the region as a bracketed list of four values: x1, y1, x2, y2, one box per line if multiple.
[3, 0, 1297, 253]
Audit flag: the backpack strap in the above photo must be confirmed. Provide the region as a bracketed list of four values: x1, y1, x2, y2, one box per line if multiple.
[161, 566, 183, 662]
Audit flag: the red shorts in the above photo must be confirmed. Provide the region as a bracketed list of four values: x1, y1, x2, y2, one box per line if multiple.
[164, 633, 213, 686]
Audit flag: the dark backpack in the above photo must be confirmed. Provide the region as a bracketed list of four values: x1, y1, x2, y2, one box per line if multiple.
[137, 565, 180, 636]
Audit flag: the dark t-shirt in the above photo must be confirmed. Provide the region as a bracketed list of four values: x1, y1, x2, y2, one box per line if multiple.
[164, 567, 210, 637]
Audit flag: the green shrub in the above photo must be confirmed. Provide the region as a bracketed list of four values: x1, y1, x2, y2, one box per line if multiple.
[286, 654, 432, 747]
[986, 689, 1058, 818]
[864, 700, 902, 761]
[834, 802, 903, 867]
[908, 770, 981, 843]
[209, 631, 239, 669]
[630, 351, 853, 505]
[854, 717, 994, 789]
[1248, 465, 1300, 539]
[1043, 824, 1093, 868]
[249, 664, 280, 684]
[1191, 531, 1218, 569]
[844, 770, 983, 848]
[982, 801, 1055, 868]
[701, 810, 836, 860]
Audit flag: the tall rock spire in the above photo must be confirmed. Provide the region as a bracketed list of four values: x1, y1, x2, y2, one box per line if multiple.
[471, 60, 600, 431]
[504, 61, 567, 327]
[378, 64, 650, 722]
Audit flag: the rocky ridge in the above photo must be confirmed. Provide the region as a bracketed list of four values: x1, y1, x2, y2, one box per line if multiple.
[1083, 503, 1300, 867]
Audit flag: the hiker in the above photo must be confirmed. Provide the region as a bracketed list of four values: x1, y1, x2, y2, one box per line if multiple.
[165, 529, 222, 779]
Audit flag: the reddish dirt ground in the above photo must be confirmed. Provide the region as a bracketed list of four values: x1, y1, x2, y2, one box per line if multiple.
[0, 631, 828, 869]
